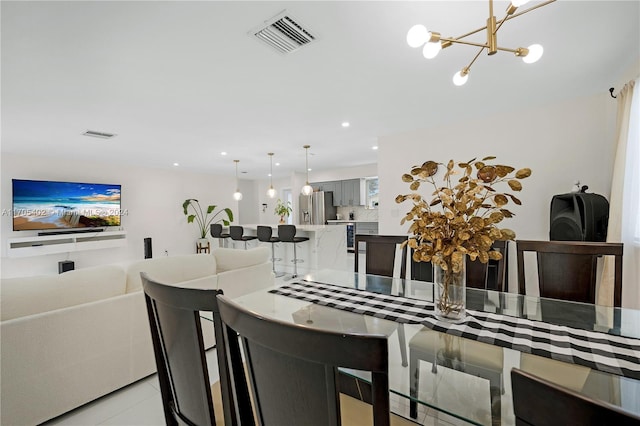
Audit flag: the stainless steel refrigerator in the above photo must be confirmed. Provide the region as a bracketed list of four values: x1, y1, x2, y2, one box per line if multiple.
[299, 191, 337, 225]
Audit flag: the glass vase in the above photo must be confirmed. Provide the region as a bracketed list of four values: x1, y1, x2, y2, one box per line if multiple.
[433, 260, 466, 322]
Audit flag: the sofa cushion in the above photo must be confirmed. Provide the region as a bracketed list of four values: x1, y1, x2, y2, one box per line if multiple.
[0, 265, 126, 321]
[213, 247, 269, 273]
[126, 254, 217, 293]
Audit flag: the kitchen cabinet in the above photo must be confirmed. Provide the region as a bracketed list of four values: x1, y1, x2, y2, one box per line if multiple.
[312, 181, 331, 192]
[341, 179, 359, 206]
[311, 179, 364, 207]
[312, 181, 341, 206]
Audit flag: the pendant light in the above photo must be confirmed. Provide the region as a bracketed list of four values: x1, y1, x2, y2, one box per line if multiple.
[267, 152, 276, 198]
[301, 145, 313, 196]
[233, 160, 243, 201]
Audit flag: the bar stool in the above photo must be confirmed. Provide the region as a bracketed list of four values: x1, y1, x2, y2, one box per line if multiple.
[257, 226, 284, 277]
[278, 225, 309, 279]
[210, 224, 230, 248]
[229, 225, 257, 250]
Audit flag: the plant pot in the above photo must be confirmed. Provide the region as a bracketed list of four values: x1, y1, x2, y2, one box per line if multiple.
[196, 238, 210, 253]
[279, 215, 286, 224]
[433, 259, 466, 322]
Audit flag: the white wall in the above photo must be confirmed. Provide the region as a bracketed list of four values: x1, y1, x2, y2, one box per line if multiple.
[254, 177, 293, 225]
[1, 154, 238, 277]
[378, 93, 616, 239]
[378, 92, 618, 293]
[309, 163, 377, 182]
[237, 179, 258, 224]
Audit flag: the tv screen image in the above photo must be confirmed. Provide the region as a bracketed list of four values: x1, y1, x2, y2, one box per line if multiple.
[12, 179, 122, 231]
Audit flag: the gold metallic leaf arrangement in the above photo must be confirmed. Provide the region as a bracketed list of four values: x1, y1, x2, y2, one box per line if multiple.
[396, 156, 531, 316]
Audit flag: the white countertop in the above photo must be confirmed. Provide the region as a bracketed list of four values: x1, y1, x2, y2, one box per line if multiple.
[241, 224, 339, 231]
[326, 220, 378, 223]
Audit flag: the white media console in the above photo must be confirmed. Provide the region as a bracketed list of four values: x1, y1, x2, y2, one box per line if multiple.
[7, 230, 127, 258]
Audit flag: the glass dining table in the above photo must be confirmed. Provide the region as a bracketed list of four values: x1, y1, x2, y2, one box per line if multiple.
[209, 269, 640, 425]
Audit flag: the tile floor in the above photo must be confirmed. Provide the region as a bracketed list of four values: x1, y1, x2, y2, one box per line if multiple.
[42, 252, 472, 426]
[42, 347, 468, 426]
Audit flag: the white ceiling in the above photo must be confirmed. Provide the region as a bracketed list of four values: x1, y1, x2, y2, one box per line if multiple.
[2, 1, 639, 181]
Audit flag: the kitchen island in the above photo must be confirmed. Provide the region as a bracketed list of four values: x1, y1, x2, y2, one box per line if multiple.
[240, 224, 349, 273]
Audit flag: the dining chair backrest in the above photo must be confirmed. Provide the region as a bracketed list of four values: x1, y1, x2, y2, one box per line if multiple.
[277, 224, 297, 242]
[256, 225, 273, 242]
[466, 240, 508, 291]
[354, 234, 408, 279]
[141, 273, 245, 426]
[409, 240, 507, 291]
[511, 368, 640, 425]
[516, 240, 623, 307]
[216, 294, 392, 426]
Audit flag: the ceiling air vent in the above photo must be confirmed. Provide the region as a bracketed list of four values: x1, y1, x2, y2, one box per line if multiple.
[82, 130, 117, 139]
[249, 10, 317, 54]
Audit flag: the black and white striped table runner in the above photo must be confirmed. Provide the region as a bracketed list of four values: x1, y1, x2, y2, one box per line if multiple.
[269, 280, 640, 380]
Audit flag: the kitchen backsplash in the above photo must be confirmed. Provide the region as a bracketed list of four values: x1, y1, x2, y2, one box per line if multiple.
[337, 206, 378, 221]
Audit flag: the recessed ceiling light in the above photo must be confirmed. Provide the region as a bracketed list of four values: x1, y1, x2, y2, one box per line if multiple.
[173, 162, 180, 166]
[308, 168, 312, 171]
[341, 122, 350, 128]
[372, 146, 378, 150]
[275, 162, 280, 166]
[221, 152, 227, 156]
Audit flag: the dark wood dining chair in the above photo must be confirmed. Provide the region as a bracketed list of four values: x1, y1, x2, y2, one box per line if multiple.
[511, 368, 640, 425]
[354, 234, 408, 279]
[515, 240, 623, 307]
[217, 294, 415, 426]
[141, 272, 251, 426]
[354, 234, 408, 367]
[410, 241, 507, 291]
[466, 240, 508, 292]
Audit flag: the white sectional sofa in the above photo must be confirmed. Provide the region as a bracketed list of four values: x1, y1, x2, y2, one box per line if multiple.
[0, 247, 274, 426]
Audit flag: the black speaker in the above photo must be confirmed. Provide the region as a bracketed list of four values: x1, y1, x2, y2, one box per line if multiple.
[58, 260, 75, 274]
[144, 237, 152, 259]
[550, 193, 609, 242]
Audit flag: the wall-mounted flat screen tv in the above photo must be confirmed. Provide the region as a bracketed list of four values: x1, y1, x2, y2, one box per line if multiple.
[12, 179, 122, 231]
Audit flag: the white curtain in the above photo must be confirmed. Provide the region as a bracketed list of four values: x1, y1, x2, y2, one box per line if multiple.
[600, 78, 640, 308]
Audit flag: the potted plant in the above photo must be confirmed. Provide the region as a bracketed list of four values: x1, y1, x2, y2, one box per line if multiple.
[182, 199, 234, 248]
[274, 199, 293, 224]
[396, 156, 531, 321]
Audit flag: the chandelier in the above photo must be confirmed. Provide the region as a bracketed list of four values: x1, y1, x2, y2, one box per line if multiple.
[407, 0, 555, 86]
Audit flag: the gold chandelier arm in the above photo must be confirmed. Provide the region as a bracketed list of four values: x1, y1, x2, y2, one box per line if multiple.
[496, 0, 556, 34]
[441, 0, 556, 46]
[441, 37, 488, 49]
[446, 26, 488, 43]
[465, 46, 486, 72]
[495, 45, 521, 54]
[442, 37, 527, 56]
[507, 0, 556, 21]
[495, 13, 509, 34]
